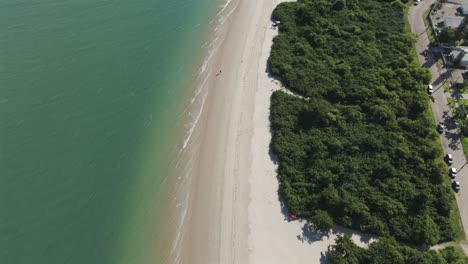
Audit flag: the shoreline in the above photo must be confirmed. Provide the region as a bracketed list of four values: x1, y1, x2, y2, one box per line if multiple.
[164, 0, 239, 262]
[171, 0, 375, 263]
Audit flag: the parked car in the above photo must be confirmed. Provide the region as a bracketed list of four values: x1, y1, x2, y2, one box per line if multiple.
[428, 84, 434, 94]
[437, 123, 445, 134]
[453, 181, 461, 192]
[414, 0, 421, 5]
[445, 153, 454, 165]
[450, 167, 458, 179]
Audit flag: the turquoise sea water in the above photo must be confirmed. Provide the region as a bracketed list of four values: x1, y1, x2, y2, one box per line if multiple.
[0, 0, 216, 263]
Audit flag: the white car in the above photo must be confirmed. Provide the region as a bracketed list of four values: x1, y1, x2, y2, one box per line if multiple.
[450, 167, 458, 179]
[453, 181, 461, 192]
[415, 0, 421, 5]
[428, 84, 434, 94]
[445, 153, 453, 165]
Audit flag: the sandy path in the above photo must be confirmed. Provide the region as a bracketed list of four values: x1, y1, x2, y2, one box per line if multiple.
[177, 0, 374, 263]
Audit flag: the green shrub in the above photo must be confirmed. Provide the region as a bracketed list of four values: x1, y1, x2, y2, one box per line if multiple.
[269, 0, 455, 245]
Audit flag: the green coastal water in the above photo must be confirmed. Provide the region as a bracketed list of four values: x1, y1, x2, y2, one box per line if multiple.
[0, 0, 216, 263]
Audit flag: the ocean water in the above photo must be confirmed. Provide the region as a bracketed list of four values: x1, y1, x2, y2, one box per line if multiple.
[0, 0, 216, 263]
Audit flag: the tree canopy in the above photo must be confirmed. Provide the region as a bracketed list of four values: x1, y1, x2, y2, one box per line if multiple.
[328, 235, 468, 264]
[269, 0, 456, 245]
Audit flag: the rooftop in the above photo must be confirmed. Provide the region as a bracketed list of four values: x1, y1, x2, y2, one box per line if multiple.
[447, 0, 468, 4]
[462, 3, 468, 11]
[444, 16, 465, 28]
[461, 53, 468, 62]
[451, 49, 462, 59]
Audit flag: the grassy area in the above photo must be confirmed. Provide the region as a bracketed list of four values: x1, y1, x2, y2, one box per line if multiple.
[444, 82, 451, 93]
[461, 136, 468, 160]
[462, 99, 468, 106]
[425, 101, 437, 122]
[404, 4, 421, 61]
[448, 97, 456, 109]
[457, 84, 468, 94]
[423, 9, 435, 43]
[450, 199, 466, 241]
[452, 242, 468, 256]
[433, 241, 468, 255]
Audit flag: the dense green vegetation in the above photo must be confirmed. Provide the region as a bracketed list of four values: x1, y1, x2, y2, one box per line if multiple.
[328, 235, 468, 264]
[438, 27, 458, 46]
[269, 0, 457, 245]
[454, 104, 468, 136]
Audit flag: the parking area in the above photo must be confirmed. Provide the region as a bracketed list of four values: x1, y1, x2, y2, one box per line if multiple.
[433, 2, 465, 30]
[434, 3, 462, 21]
[450, 68, 466, 83]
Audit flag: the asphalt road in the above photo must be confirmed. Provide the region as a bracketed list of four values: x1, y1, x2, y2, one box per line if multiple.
[408, 1, 468, 243]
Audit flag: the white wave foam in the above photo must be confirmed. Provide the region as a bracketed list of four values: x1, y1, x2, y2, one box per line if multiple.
[176, 72, 210, 159]
[170, 191, 191, 256]
[169, 0, 237, 261]
[181, 91, 206, 151]
[216, 0, 234, 18]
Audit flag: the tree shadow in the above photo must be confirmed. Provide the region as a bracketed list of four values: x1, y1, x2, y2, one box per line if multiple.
[422, 58, 436, 69]
[442, 110, 452, 120]
[332, 225, 374, 244]
[265, 61, 286, 88]
[274, 174, 292, 222]
[268, 145, 279, 164]
[432, 70, 450, 87]
[441, 114, 462, 150]
[444, 115, 457, 130]
[320, 252, 328, 264]
[294, 223, 376, 248]
[434, 84, 444, 93]
[298, 223, 330, 244]
[421, 48, 437, 68]
[265, 55, 310, 101]
[445, 130, 461, 150]
[270, 14, 283, 32]
[449, 87, 463, 101]
[264, 55, 296, 225]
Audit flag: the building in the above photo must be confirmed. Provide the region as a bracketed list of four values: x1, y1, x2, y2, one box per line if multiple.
[448, 0, 468, 14]
[462, 3, 468, 15]
[444, 16, 465, 28]
[446, 46, 468, 67]
[448, 0, 467, 4]
[460, 53, 468, 66]
[448, 49, 463, 65]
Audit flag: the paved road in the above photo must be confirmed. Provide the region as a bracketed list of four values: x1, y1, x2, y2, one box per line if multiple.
[409, 1, 468, 242]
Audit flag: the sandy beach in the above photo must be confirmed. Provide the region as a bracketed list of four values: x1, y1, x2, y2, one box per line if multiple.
[173, 0, 375, 263]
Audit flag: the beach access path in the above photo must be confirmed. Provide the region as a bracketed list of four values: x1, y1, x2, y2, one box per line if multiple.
[409, 0, 468, 246]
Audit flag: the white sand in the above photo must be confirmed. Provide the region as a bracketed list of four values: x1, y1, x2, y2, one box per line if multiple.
[176, 0, 375, 263]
